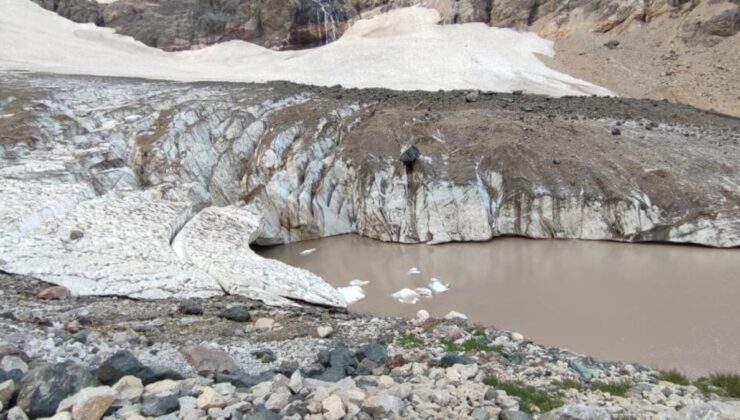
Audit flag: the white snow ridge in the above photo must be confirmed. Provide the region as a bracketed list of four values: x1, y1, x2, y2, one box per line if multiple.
[0, 0, 612, 96]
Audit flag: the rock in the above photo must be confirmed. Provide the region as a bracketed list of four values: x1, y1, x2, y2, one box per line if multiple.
[415, 310, 430, 323]
[180, 345, 241, 376]
[604, 40, 620, 49]
[511, 332, 524, 342]
[264, 391, 291, 411]
[439, 353, 474, 367]
[66, 386, 116, 420]
[178, 300, 204, 315]
[317, 326, 333, 338]
[472, 407, 492, 420]
[569, 360, 594, 381]
[252, 349, 277, 364]
[0, 380, 16, 408]
[444, 311, 468, 321]
[465, 91, 480, 103]
[97, 350, 181, 385]
[288, 370, 303, 394]
[254, 318, 275, 330]
[215, 370, 275, 389]
[611, 126, 621, 135]
[220, 306, 252, 322]
[17, 362, 98, 418]
[677, 402, 740, 420]
[399, 145, 420, 164]
[0, 357, 27, 374]
[6, 407, 28, 420]
[0, 345, 29, 363]
[500, 410, 534, 420]
[140, 391, 180, 417]
[355, 343, 388, 366]
[196, 387, 229, 410]
[112, 375, 143, 402]
[539, 404, 610, 420]
[37, 285, 72, 300]
[361, 394, 403, 416]
[322, 394, 345, 420]
[69, 230, 84, 241]
[242, 407, 282, 420]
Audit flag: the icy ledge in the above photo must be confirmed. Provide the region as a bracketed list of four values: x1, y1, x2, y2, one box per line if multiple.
[0, 74, 738, 305]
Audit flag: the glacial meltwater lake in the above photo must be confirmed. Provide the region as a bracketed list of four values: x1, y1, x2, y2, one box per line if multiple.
[256, 236, 740, 377]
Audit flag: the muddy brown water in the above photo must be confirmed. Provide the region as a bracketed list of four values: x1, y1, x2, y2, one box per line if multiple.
[256, 235, 740, 377]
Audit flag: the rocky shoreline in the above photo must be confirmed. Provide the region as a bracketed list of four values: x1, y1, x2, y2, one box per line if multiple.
[1, 271, 738, 419]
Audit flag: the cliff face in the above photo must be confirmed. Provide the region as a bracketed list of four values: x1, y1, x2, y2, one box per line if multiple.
[31, 0, 739, 51]
[1, 74, 738, 302]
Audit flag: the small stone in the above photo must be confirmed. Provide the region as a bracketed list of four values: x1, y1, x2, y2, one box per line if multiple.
[181, 345, 240, 376]
[512, 90, 523, 95]
[611, 126, 621, 135]
[317, 326, 333, 338]
[0, 345, 29, 362]
[322, 394, 345, 420]
[220, 306, 251, 322]
[439, 353, 473, 367]
[511, 332, 524, 342]
[112, 375, 143, 402]
[69, 386, 116, 420]
[252, 348, 277, 364]
[539, 404, 609, 420]
[178, 300, 204, 315]
[37, 285, 71, 300]
[604, 40, 620, 49]
[254, 318, 275, 330]
[69, 230, 84, 241]
[65, 320, 81, 334]
[415, 310, 430, 323]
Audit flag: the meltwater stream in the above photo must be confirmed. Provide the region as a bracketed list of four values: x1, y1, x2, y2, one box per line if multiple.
[257, 236, 740, 377]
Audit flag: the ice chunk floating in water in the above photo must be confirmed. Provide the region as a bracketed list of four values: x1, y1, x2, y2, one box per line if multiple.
[0, 0, 612, 96]
[300, 248, 317, 256]
[407, 267, 422, 275]
[392, 288, 421, 304]
[415, 287, 433, 297]
[349, 279, 370, 287]
[429, 278, 450, 294]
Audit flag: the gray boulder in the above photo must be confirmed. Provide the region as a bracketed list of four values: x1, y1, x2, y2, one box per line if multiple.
[16, 362, 98, 417]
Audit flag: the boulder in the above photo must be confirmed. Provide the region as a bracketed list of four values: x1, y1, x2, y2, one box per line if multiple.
[16, 362, 98, 417]
[500, 410, 534, 420]
[355, 343, 388, 366]
[321, 394, 345, 420]
[59, 386, 116, 420]
[112, 375, 144, 402]
[97, 350, 181, 385]
[317, 326, 333, 338]
[399, 145, 420, 164]
[180, 345, 241, 376]
[219, 306, 251, 322]
[6, 407, 29, 420]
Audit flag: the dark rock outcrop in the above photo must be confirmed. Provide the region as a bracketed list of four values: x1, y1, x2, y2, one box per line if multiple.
[16, 362, 98, 417]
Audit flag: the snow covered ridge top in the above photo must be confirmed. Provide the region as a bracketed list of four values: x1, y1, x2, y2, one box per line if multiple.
[0, 0, 612, 96]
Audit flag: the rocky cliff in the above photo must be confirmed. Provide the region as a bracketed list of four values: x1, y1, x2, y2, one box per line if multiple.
[1, 74, 738, 302]
[31, 0, 739, 50]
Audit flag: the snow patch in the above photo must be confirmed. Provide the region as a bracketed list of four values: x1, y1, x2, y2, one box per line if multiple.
[0, 0, 612, 97]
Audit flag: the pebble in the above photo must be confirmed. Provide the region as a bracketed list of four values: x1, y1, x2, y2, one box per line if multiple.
[317, 326, 333, 338]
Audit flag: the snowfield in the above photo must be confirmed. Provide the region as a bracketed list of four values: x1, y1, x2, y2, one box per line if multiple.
[0, 0, 612, 96]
